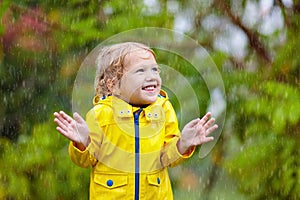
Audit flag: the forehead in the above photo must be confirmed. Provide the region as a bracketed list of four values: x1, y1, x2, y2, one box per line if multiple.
[124, 49, 156, 69]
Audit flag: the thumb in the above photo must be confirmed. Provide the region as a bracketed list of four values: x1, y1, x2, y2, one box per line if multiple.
[73, 112, 84, 123]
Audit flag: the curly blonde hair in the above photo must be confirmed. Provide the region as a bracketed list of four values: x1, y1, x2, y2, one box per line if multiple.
[94, 42, 155, 96]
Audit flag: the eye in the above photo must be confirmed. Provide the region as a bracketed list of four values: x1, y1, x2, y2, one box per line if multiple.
[152, 67, 160, 73]
[136, 68, 144, 73]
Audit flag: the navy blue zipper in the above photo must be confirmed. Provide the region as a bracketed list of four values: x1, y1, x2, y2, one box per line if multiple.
[134, 108, 143, 200]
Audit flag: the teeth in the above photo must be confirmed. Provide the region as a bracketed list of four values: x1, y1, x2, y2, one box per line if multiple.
[143, 85, 155, 90]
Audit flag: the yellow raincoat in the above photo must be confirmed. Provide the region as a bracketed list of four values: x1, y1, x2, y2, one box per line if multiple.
[68, 90, 194, 200]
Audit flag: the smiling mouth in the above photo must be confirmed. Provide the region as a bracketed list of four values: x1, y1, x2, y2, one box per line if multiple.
[142, 85, 157, 91]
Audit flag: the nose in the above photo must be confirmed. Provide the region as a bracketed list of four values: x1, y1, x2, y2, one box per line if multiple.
[145, 69, 157, 81]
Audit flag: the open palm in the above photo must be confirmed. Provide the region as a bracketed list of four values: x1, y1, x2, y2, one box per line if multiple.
[54, 111, 90, 147]
[179, 112, 218, 154]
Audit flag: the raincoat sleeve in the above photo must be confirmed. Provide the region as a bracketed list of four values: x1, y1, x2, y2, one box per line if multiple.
[68, 142, 97, 168]
[160, 100, 195, 167]
[68, 107, 103, 168]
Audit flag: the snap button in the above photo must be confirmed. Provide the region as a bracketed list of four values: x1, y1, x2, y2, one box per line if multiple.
[107, 179, 113, 187]
[157, 177, 160, 184]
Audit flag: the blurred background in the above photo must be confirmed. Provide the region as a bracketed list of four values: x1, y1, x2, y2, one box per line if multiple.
[0, 0, 299, 199]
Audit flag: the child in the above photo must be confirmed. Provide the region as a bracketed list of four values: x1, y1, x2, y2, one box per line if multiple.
[54, 42, 218, 200]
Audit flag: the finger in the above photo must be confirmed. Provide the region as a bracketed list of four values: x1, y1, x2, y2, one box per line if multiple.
[205, 124, 219, 136]
[56, 126, 75, 141]
[199, 112, 212, 126]
[185, 118, 200, 128]
[203, 118, 216, 130]
[73, 112, 85, 123]
[55, 112, 70, 127]
[60, 111, 72, 121]
[54, 118, 68, 132]
[54, 111, 67, 122]
[53, 112, 59, 117]
[56, 126, 68, 137]
[60, 111, 74, 124]
[202, 136, 214, 143]
[54, 112, 67, 123]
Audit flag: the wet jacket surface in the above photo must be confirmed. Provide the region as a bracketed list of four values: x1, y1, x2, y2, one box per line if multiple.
[68, 90, 194, 200]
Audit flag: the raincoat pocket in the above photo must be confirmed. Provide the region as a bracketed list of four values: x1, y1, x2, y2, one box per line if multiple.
[147, 174, 162, 187]
[94, 173, 128, 199]
[145, 172, 168, 199]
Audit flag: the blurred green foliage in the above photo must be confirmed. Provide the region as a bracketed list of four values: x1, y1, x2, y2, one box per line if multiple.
[0, 122, 89, 199]
[225, 79, 300, 199]
[222, 6, 300, 198]
[0, 0, 299, 199]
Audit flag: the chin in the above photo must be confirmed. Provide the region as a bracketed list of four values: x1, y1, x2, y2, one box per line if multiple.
[146, 97, 158, 104]
[132, 98, 157, 107]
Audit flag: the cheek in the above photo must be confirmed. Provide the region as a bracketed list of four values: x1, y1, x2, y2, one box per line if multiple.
[130, 76, 144, 87]
[121, 79, 140, 93]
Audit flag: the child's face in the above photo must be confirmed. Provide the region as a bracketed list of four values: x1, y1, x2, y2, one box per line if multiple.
[115, 49, 161, 106]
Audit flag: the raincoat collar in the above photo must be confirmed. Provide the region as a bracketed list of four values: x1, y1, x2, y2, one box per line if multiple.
[93, 90, 168, 120]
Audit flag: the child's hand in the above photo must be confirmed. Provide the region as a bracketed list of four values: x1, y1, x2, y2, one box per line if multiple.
[54, 111, 90, 147]
[177, 112, 218, 155]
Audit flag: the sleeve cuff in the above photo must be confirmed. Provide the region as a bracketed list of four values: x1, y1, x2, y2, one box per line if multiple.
[161, 138, 195, 167]
[174, 139, 195, 159]
[69, 141, 89, 155]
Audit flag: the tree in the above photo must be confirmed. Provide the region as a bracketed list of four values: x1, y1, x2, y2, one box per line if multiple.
[190, 1, 300, 199]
